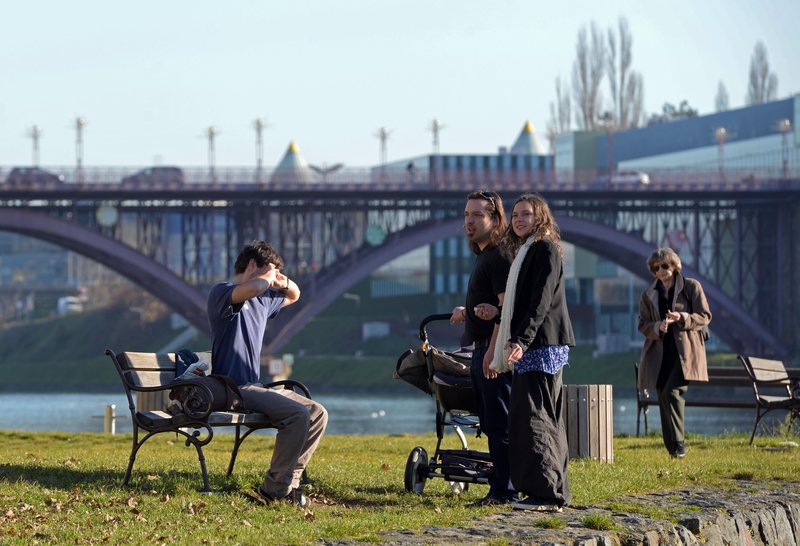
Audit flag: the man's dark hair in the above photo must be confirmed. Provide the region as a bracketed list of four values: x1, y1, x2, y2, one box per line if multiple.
[234, 240, 285, 274]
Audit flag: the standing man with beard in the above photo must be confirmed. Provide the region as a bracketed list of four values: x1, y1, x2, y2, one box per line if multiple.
[449, 190, 515, 506]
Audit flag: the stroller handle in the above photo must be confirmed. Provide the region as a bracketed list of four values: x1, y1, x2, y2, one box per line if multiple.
[418, 313, 454, 343]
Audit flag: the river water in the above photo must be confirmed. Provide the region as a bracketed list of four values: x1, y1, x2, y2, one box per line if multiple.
[0, 391, 774, 437]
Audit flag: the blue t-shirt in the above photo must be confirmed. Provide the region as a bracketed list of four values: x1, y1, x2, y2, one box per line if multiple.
[207, 282, 285, 386]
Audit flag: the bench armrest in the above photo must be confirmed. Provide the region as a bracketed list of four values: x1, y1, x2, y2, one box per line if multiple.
[167, 379, 216, 420]
[263, 379, 312, 399]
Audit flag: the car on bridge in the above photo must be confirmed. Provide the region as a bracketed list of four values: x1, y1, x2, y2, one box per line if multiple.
[4, 167, 65, 187]
[121, 166, 185, 187]
[593, 170, 651, 186]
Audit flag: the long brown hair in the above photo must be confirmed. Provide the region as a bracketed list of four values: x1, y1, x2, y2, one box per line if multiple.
[500, 193, 563, 261]
[466, 190, 508, 255]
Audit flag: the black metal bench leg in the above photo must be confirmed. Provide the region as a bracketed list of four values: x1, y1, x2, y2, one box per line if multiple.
[227, 426, 243, 476]
[636, 404, 641, 436]
[643, 405, 649, 435]
[193, 443, 212, 492]
[123, 427, 140, 486]
[749, 407, 763, 445]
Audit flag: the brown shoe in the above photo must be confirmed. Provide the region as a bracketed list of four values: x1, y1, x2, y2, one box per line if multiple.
[257, 487, 310, 508]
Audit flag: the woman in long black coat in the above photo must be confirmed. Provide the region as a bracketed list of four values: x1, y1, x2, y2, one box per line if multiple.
[477, 193, 575, 512]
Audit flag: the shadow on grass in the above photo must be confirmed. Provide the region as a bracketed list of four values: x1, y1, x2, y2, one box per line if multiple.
[0, 462, 234, 494]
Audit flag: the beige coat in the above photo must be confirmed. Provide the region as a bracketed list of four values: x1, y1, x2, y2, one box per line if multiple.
[637, 273, 712, 390]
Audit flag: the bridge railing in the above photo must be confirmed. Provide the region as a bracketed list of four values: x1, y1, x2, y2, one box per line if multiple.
[0, 164, 798, 193]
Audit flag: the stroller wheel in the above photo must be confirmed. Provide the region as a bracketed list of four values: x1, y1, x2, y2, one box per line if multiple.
[404, 446, 429, 494]
[449, 481, 469, 495]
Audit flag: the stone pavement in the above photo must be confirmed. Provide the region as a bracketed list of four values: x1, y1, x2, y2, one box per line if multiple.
[323, 481, 800, 545]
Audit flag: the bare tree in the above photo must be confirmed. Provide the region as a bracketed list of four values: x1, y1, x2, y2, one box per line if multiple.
[715, 81, 729, 112]
[572, 22, 605, 129]
[606, 17, 644, 129]
[746, 41, 778, 105]
[547, 76, 572, 153]
[549, 76, 571, 132]
[625, 72, 645, 128]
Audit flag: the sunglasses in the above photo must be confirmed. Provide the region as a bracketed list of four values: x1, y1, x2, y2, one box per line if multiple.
[652, 263, 672, 272]
[478, 191, 496, 209]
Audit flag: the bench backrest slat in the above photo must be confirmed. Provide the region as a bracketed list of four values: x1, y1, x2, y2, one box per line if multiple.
[744, 356, 790, 384]
[119, 352, 177, 371]
[123, 370, 177, 388]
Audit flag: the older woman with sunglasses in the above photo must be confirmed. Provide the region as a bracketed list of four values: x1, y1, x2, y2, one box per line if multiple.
[637, 247, 712, 458]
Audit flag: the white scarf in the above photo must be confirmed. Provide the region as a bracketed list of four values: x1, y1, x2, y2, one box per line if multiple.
[490, 236, 536, 373]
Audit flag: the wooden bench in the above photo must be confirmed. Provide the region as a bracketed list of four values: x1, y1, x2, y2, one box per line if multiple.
[738, 355, 800, 444]
[105, 349, 312, 492]
[635, 360, 800, 439]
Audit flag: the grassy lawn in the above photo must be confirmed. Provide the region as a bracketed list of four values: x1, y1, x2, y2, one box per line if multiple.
[1, 429, 799, 544]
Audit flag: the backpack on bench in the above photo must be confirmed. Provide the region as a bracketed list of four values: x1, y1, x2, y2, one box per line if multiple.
[168, 350, 245, 415]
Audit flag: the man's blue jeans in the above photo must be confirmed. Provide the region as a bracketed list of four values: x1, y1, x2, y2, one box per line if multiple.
[470, 345, 514, 499]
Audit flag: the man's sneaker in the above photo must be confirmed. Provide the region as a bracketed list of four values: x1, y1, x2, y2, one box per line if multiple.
[511, 497, 564, 512]
[257, 486, 310, 508]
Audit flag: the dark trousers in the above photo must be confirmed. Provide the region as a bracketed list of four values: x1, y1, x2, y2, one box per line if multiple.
[656, 358, 688, 452]
[470, 346, 514, 497]
[508, 369, 570, 506]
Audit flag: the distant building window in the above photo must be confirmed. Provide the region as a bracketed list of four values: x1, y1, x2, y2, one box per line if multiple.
[448, 237, 458, 256]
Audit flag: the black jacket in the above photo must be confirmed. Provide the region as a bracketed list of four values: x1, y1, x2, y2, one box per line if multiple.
[508, 239, 575, 353]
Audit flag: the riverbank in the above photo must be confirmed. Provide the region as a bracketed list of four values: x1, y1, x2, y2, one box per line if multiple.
[367, 480, 800, 545]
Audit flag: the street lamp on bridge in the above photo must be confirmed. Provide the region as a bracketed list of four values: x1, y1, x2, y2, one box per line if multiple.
[75, 117, 87, 183]
[27, 125, 42, 167]
[429, 119, 445, 155]
[778, 118, 792, 180]
[205, 126, 219, 182]
[715, 127, 727, 181]
[253, 117, 270, 183]
[375, 127, 391, 178]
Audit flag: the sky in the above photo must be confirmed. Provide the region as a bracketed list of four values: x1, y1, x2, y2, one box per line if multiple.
[1, 0, 798, 170]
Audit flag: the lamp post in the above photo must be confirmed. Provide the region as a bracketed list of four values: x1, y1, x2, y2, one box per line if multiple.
[374, 127, 390, 180]
[253, 117, 269, 183]
[206, 126, 218, 181]
[599, 111, 614, 176]
[715, 127, 727, 181]
[429, 119, 444, 155]
[75, 117, 87, 182]
[28, 125, 42, 166]
[778, 119, 791, 180]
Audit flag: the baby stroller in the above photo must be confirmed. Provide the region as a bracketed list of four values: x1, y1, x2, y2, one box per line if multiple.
[394, 313, 493, 495]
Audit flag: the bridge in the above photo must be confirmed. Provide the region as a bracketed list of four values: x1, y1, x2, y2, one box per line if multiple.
[1, 164, 798, 363]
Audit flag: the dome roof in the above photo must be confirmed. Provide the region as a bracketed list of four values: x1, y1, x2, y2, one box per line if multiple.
[510, 120, 547, 155]
[270, 140, 316, 184]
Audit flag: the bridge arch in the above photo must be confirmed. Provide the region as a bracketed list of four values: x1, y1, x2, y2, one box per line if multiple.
[1, 209, 784, 359]
[269, 215, 787, 359]
[0, 210, 209, 334]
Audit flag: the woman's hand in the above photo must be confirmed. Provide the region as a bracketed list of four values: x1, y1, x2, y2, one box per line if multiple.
[450, 306, 466, 325]
[482, 349, 498, 380]
[505, 341, 523, 364]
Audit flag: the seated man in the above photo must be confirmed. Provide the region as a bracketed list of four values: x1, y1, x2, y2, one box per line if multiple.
[208, 240, 328, 507]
